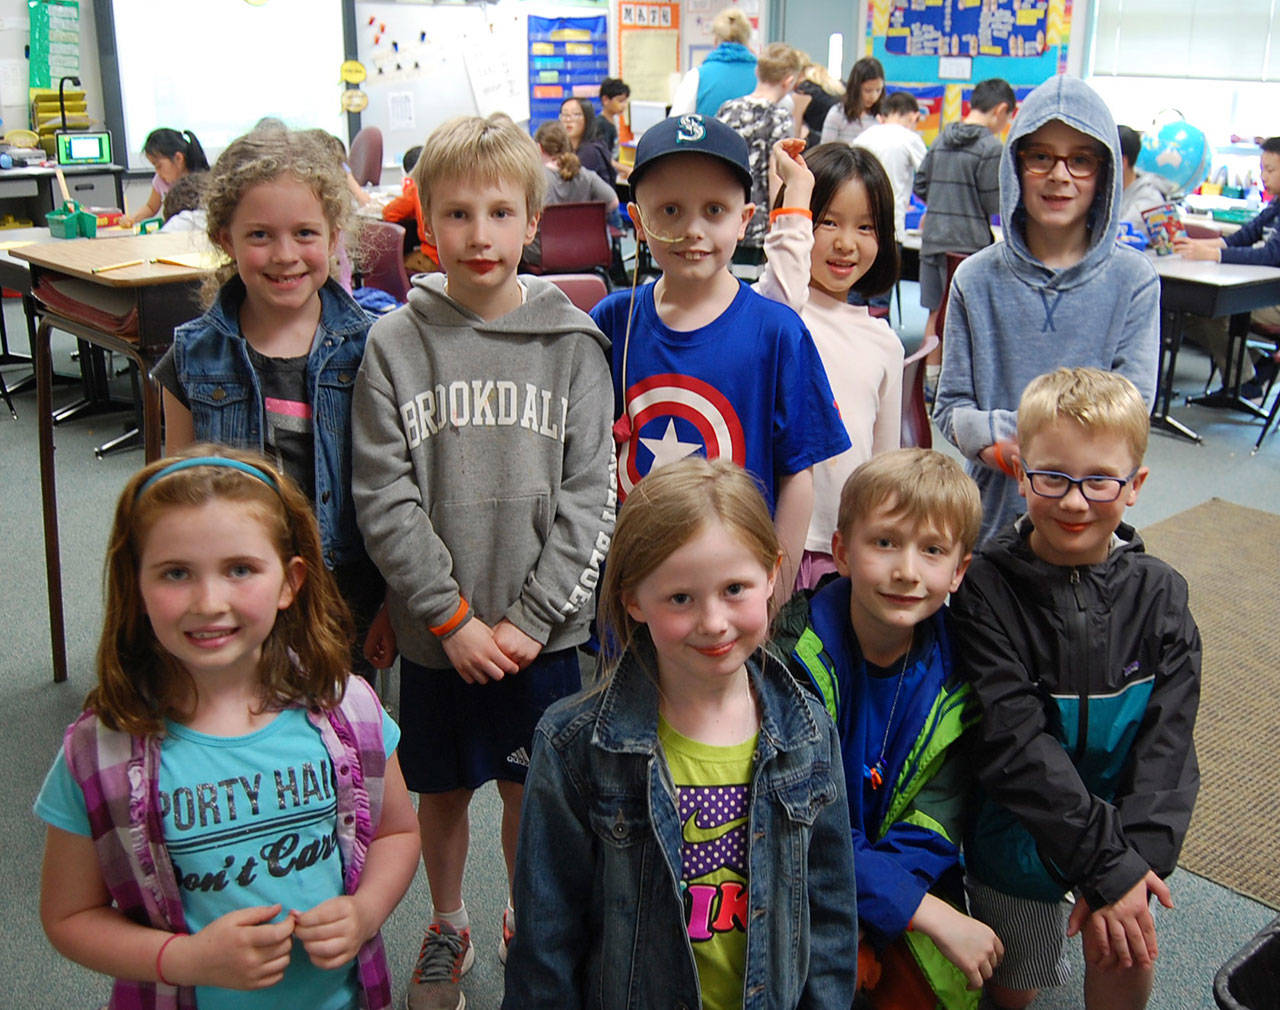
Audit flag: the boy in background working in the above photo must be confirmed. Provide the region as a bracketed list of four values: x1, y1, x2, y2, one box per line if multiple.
[855, 91, 928, 243]
[913, 77, 1016, 390]
[590, 113, 850, 600]
[952, 367, 1199, 1010]
[773, 449, 1003, 1010]
[932, 75, 1158, 544]
[353, 114, 615, 1010]
[1115, 125, 1167, 231]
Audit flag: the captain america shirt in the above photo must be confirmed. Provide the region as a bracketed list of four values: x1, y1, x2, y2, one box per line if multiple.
[591, 281, 850, 511]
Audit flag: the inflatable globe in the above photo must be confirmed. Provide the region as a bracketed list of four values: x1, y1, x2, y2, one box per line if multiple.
[1136, 118, 1211, 197]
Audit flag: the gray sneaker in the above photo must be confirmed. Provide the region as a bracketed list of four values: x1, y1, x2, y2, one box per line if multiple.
[407, 922, 474, 1010]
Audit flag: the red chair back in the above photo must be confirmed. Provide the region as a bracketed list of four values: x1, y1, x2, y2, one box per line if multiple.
[349, 127, 383, 186]
[547, 273, 610, 313]
[531, 201, 612, 276]
[359, 220, 411, 303]
[901, 333, 939, 448]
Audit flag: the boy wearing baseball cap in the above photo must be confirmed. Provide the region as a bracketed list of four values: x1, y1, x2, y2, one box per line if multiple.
[591, 113, 850, 598]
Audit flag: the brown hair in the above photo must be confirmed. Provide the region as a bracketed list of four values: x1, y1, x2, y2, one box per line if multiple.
[598, 458, 780, 675]
[534, 120, 582, 181]
[1018, 367, 1150, 467]
[89, 445, 354, 736]
[836, 448, 983, 555]
[841, 56, 885, 121]
[202, 126, 355, 306]
[414, 114, 547, 217]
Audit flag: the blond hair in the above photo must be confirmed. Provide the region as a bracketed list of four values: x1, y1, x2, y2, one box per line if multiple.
[1018, 368, 1149, 467]
[757, 42, 803, 86]
[712, 7, 752, 45]
[837, 449, 983, 555]
[202, 126, 355, 306]
[598, 458, 779, 674]
[91, 445, 354, 737]
[414, 114, 547, 217]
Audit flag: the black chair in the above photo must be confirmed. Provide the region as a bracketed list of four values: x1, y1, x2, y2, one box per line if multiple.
[1214, 913, 1280, 1009]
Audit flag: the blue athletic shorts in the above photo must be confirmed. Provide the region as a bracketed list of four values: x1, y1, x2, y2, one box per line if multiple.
[397, 646, 583, 793]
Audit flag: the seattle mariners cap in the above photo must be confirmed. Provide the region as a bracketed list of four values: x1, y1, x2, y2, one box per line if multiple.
[629, 113, 753, 202]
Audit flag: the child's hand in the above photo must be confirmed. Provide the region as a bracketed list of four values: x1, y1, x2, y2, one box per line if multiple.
[493, 619, 543, 670]
[1067, 870, 1173, 970]
[441, 617, 519, 684]
[979, 438, 1019, 477]
[293, 896, 369, 970]
[770, 138, 814, 209]
[363, 602, 398, 669]
[1173, 235, 1220, 261]
[912, 892, 1004, 989]
[169, 903, 294, 990]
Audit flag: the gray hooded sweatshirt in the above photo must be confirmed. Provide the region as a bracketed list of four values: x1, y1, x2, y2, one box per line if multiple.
[933, 74, 1159, 545]
[352, 273, 615, 667]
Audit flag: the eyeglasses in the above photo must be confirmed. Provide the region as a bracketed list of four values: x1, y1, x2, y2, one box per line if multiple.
[1022, 467, 1138, 503]
[559, 110, 585, 120]
[1017, 146, 1103, 179]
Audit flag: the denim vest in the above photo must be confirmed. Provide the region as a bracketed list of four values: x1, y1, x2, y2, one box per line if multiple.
[169, 278, 371, 567]
[503, 643, 858, 1010]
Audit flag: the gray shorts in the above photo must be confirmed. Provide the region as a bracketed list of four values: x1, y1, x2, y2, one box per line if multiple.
[919, 253, 949, 310]
[966, 875, 1073, 991]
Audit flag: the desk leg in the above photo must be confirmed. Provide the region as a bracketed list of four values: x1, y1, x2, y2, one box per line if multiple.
[35, 316, 67, 683]
[1152, 309, 1201, 443]
[1187, 313, 1269, 417]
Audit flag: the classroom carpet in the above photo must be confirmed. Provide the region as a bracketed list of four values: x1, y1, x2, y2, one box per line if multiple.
[1139, 498, 1280, 910]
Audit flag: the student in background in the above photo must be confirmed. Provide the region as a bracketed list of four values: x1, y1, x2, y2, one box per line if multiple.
[119, 127, 209, 227]
[557, 97, 615, 189]
[1115, 125, 1167, 230]
[503, 457, 857, 1010]
[820, 57, 885, 146]
[669, 7, 757, 118]
[854, 91, 928, 242]
[153, 127, 384, 676]
[524, 121, 619, 269]
[352, 114, 614, 1010]
[382, 145, 440, 274]
[1173, 136, 1280, 398]
[758, 139, 903, 586]
[716, 42, 804, 255]
[793, 54, 844, 150]
[595, 77, 632, 168]
[952, 368, 1199, 1010]
[589, 114, 851, 602]
[932, 75, 1159, 545]
[159, 171, 208, 233]
[36, 448, 419, 1010]
[912, 77, 1015, 390]
[773, 449, 1002, 1010]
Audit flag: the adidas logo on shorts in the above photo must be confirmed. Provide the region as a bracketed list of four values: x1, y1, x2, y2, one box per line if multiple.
[506, 746, 531, 768]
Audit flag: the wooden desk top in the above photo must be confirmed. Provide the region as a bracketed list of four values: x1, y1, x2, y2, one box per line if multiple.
[1146, 252, 1280, 286]
[11, 231, 219, 287]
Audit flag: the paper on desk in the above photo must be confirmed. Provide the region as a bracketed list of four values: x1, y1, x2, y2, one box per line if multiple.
[0, 239, 33, 250]
[152, 249, 225, 270]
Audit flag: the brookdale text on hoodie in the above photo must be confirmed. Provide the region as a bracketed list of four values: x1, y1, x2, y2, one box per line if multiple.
[352, 274, 616, 668]
[932, 74, 1160, 545]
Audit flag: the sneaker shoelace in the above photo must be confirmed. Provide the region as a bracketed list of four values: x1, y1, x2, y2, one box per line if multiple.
[412, 927, 468, 984]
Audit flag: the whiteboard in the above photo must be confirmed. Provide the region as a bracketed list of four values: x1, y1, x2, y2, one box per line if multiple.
[105, 0, 348, 171]
[355, 0, 529, 171]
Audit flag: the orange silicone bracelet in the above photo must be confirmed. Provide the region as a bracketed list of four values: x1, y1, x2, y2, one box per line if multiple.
[769, 207, 813, 223]
[429, 597, 470, 638]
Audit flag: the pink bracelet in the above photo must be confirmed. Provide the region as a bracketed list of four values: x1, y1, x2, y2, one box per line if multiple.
[156, 932, 185, 986]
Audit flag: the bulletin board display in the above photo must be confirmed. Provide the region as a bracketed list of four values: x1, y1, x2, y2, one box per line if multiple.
[893, 81, 1035, 146]
[866, 0, 1072, 86]
[357, 1, 530, 166]
[528, 15, 609, 132]
[617, 3, 680, 105]
[29, 0, 79, 89]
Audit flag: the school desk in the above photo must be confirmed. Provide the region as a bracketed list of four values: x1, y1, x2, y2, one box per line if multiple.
[14, 232, 212, 682]
[0, 162, 125, 226]
[1148, 253, 1280, 443]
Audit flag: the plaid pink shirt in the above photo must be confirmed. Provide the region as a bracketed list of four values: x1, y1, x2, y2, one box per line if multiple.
[62, 675, 393, 1010]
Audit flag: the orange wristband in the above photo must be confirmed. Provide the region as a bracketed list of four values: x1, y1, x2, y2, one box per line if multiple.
[990, 441, 1016, 478]
[769, 207, 812, 223]
[157, 932, 184, 986]
[429, 597, 470, 638]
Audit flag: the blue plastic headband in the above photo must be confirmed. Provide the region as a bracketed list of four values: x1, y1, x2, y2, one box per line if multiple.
[136, 456, 280, 499]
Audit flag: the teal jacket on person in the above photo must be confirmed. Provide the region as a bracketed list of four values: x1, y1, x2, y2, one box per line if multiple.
[696, 42, 757, 118]
[773, 580, 981, 1010]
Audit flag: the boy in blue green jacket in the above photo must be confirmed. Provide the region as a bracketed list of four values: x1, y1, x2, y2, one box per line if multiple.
[774, 448, 1000, 1010]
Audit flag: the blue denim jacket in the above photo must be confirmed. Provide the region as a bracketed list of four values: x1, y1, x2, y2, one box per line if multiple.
[503, 641, 858, 1010]
[168, 278, 371, 566]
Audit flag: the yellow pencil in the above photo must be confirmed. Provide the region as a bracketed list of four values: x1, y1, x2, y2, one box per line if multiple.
[91, 258, 146, 273]
[151, 257, 193, 267]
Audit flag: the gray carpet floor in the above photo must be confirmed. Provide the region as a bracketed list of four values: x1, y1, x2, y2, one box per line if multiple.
[2, 285, 1278, 1008]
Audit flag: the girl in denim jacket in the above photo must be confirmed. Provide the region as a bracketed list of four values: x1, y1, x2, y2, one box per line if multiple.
[152, 126, 388, 673]
[503, 457, 858, 1010]
[36, 448, 419, 1009]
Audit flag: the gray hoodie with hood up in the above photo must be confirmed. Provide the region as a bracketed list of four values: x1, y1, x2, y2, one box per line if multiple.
[352, 273, 615, 668]
[933, 75, 1159, 545]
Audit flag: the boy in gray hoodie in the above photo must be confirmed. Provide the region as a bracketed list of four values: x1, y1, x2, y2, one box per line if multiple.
[932, 75, 1160, 545]
[352, 114, 615, 1010]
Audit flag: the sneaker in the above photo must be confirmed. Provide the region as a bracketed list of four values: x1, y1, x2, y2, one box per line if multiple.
[498, 907, 515, 965]
[407, 923, 474, 1010]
